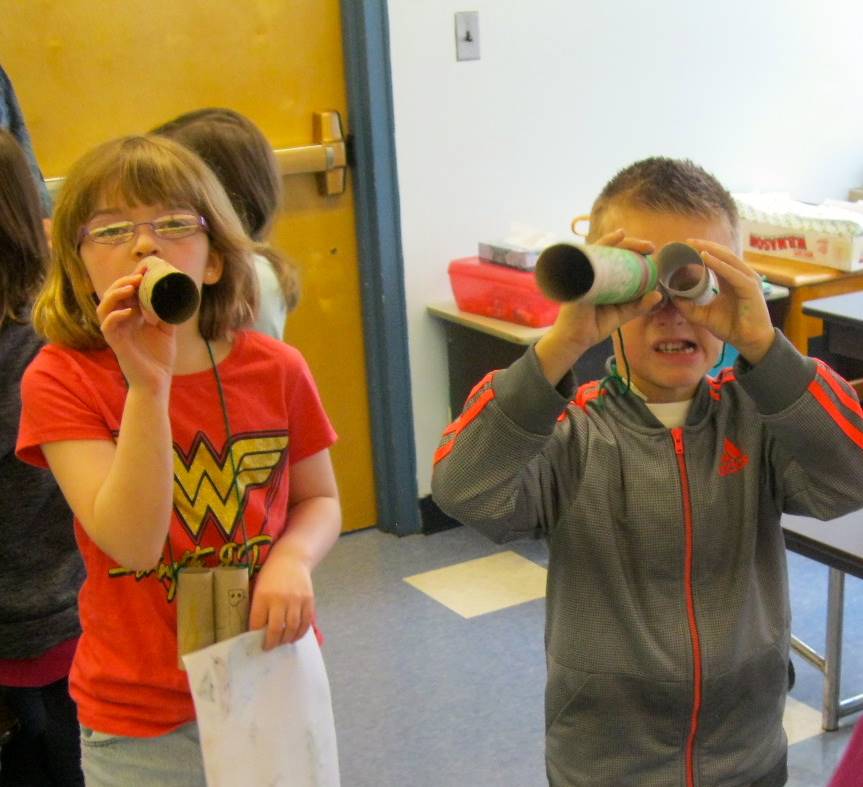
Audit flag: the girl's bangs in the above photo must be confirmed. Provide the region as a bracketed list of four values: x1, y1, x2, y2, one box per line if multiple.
[103, 150, 205, 212]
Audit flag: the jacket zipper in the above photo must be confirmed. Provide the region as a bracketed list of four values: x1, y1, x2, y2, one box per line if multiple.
[672, 427, 702, 787]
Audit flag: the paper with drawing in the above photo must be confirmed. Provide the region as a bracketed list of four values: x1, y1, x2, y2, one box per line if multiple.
[183, 629, 340, 787]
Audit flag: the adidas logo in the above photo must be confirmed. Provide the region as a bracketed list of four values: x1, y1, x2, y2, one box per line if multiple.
[719, 438, 749, 477]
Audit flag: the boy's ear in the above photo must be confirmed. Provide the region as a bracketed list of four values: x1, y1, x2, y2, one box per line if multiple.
[204, 251, 224, 285]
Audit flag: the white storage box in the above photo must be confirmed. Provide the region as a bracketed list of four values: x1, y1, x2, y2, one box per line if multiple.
[735, 193, 863, 272]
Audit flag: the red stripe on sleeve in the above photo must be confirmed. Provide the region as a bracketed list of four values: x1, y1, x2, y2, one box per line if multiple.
[809, 369, 863, 449]
[434, 387, 496, 464]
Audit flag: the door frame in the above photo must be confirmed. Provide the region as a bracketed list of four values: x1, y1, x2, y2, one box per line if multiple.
[340, 1, 420, 535]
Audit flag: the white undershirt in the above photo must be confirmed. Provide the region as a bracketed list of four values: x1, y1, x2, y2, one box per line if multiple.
[628, 381, 692, 429]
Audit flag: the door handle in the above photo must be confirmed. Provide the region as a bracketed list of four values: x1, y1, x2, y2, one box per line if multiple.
[44, 110, 348, 201]
[273, 110, 347, 196]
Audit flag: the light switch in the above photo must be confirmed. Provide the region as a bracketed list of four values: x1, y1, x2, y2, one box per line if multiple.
[455, 11, 480, 61]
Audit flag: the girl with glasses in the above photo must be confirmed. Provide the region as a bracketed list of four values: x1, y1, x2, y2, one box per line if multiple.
[15, 134, 341, 787]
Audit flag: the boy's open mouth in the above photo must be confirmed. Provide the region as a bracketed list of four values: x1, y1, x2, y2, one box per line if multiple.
[654, 340, 697, 354]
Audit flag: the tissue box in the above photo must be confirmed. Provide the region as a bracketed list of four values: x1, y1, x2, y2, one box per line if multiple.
[448, 256, 559, 327]
[735, 193, 863, 272]
[477, 241, 541, 271]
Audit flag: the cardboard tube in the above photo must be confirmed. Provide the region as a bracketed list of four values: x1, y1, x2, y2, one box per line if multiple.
[138, 256, 200, 324]
[655, 242, 718, 305]
[535, 243, 658, 304]
[535, 241, 718, 307]
[176, 567, 215, 669]
[213, 566, 250, 643]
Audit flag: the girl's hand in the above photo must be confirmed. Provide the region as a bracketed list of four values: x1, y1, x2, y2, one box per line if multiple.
[95, 267, 176, 391]
[672, 240, 775, 364]
[249, 550, 315, 650]
[535, 228, 663, 384]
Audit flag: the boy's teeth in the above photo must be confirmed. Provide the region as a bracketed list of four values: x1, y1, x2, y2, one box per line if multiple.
[657, 342, 694, 353]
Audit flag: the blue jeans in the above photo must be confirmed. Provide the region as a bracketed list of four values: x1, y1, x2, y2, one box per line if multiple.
[79, 721, 206, 787]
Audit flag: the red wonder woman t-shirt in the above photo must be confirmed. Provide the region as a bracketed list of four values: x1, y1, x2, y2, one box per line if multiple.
[17, 331, 336, 737]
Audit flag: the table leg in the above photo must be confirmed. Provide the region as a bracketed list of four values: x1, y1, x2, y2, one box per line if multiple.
[822, 567, 845, 731]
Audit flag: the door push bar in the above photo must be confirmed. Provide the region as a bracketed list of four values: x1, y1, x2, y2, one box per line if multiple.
[44, 110, 348, 200]
[273, 110, 347, 197]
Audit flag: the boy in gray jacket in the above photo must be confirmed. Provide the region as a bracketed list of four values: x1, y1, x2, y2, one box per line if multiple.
[432, 157, 863, 787]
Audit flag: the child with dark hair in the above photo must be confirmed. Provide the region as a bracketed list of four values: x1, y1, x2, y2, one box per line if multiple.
[432, 157, 863, 786]
[0, 128, 84, 786]
[152, 107, 298, 339]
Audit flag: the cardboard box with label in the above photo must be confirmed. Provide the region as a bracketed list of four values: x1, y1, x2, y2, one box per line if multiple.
[735, 193, 863, 272]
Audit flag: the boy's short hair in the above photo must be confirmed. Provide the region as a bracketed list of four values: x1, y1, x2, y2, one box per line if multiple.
[588, 157, 739, 245]
[33, 134, 258, 349]
[0, 128, 49, 326]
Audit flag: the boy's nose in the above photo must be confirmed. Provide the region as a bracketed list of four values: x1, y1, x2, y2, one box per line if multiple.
[651, 294, 686, 323]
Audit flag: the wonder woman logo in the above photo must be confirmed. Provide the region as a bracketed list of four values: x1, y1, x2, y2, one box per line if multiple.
[173, 431, 289, 541]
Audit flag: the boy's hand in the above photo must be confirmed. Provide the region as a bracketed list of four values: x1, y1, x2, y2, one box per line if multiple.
[672, 240, 775, 365]
[249, 550, 315, 650]
[535, 228, 663, 385]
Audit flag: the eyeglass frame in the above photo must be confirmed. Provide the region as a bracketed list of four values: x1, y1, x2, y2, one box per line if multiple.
[77, 213, 209, 247]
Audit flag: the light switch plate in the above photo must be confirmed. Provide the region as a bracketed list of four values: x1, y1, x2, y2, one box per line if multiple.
[455, 11, 480, 61]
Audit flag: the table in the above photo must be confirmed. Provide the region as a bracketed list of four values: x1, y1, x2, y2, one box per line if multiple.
[802, 291, 863, 387]
[803, 291, 863, 362]
[744, 251, 863, 354]
[782, 512, 863, 730]
[427, 302, 611, 417]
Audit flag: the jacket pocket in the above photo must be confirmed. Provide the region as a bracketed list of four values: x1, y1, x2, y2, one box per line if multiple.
[545, 655, 689, 786]
[697, 643, 788, 784]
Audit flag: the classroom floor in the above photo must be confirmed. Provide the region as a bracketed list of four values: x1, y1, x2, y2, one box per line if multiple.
[314, 524, 862, 787]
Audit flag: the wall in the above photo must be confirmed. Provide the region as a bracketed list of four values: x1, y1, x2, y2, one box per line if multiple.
[387, 0, 863, 494]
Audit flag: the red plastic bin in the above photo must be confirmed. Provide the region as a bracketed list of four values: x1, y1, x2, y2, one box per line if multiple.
[448, 256, 559, 327]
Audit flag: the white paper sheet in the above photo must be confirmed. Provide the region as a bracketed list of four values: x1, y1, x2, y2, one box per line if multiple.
[183, 629, 340, 787]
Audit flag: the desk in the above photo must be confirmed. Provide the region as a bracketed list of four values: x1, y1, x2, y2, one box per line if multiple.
[782, 512, 863, 730]
[428, 302, 611, 417]
[803, 291, 863, 363]
[744, 251, 863, 354]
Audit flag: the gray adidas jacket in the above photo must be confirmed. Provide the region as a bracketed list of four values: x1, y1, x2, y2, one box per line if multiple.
[432, 331, 863, 787]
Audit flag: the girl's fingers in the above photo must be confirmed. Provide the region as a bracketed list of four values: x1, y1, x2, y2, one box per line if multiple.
[264, 605, 287, 651]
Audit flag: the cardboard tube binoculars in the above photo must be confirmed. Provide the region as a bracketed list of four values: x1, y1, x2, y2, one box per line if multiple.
[176, 565, 250, 669]
[138, 256, 200, 324]
[535, 242, 718, 306]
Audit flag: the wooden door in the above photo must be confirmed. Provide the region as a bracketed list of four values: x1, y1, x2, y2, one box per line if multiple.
[1, 0, 376, 531]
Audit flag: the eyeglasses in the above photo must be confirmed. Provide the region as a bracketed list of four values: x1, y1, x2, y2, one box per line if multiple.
[79, 213, 208, 246]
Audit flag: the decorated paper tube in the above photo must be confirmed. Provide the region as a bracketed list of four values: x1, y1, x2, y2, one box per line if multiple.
[535, 243, 659, 304]
[213, 566, 250, 643]
[176, 567, 216, 669]
[535, 242, 717, 306]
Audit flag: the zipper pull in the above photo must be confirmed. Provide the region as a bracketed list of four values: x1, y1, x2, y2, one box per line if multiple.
[672, 427, 684, 455]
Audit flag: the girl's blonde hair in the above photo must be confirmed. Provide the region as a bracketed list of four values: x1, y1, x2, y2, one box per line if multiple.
[32, 134, 258, 349]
